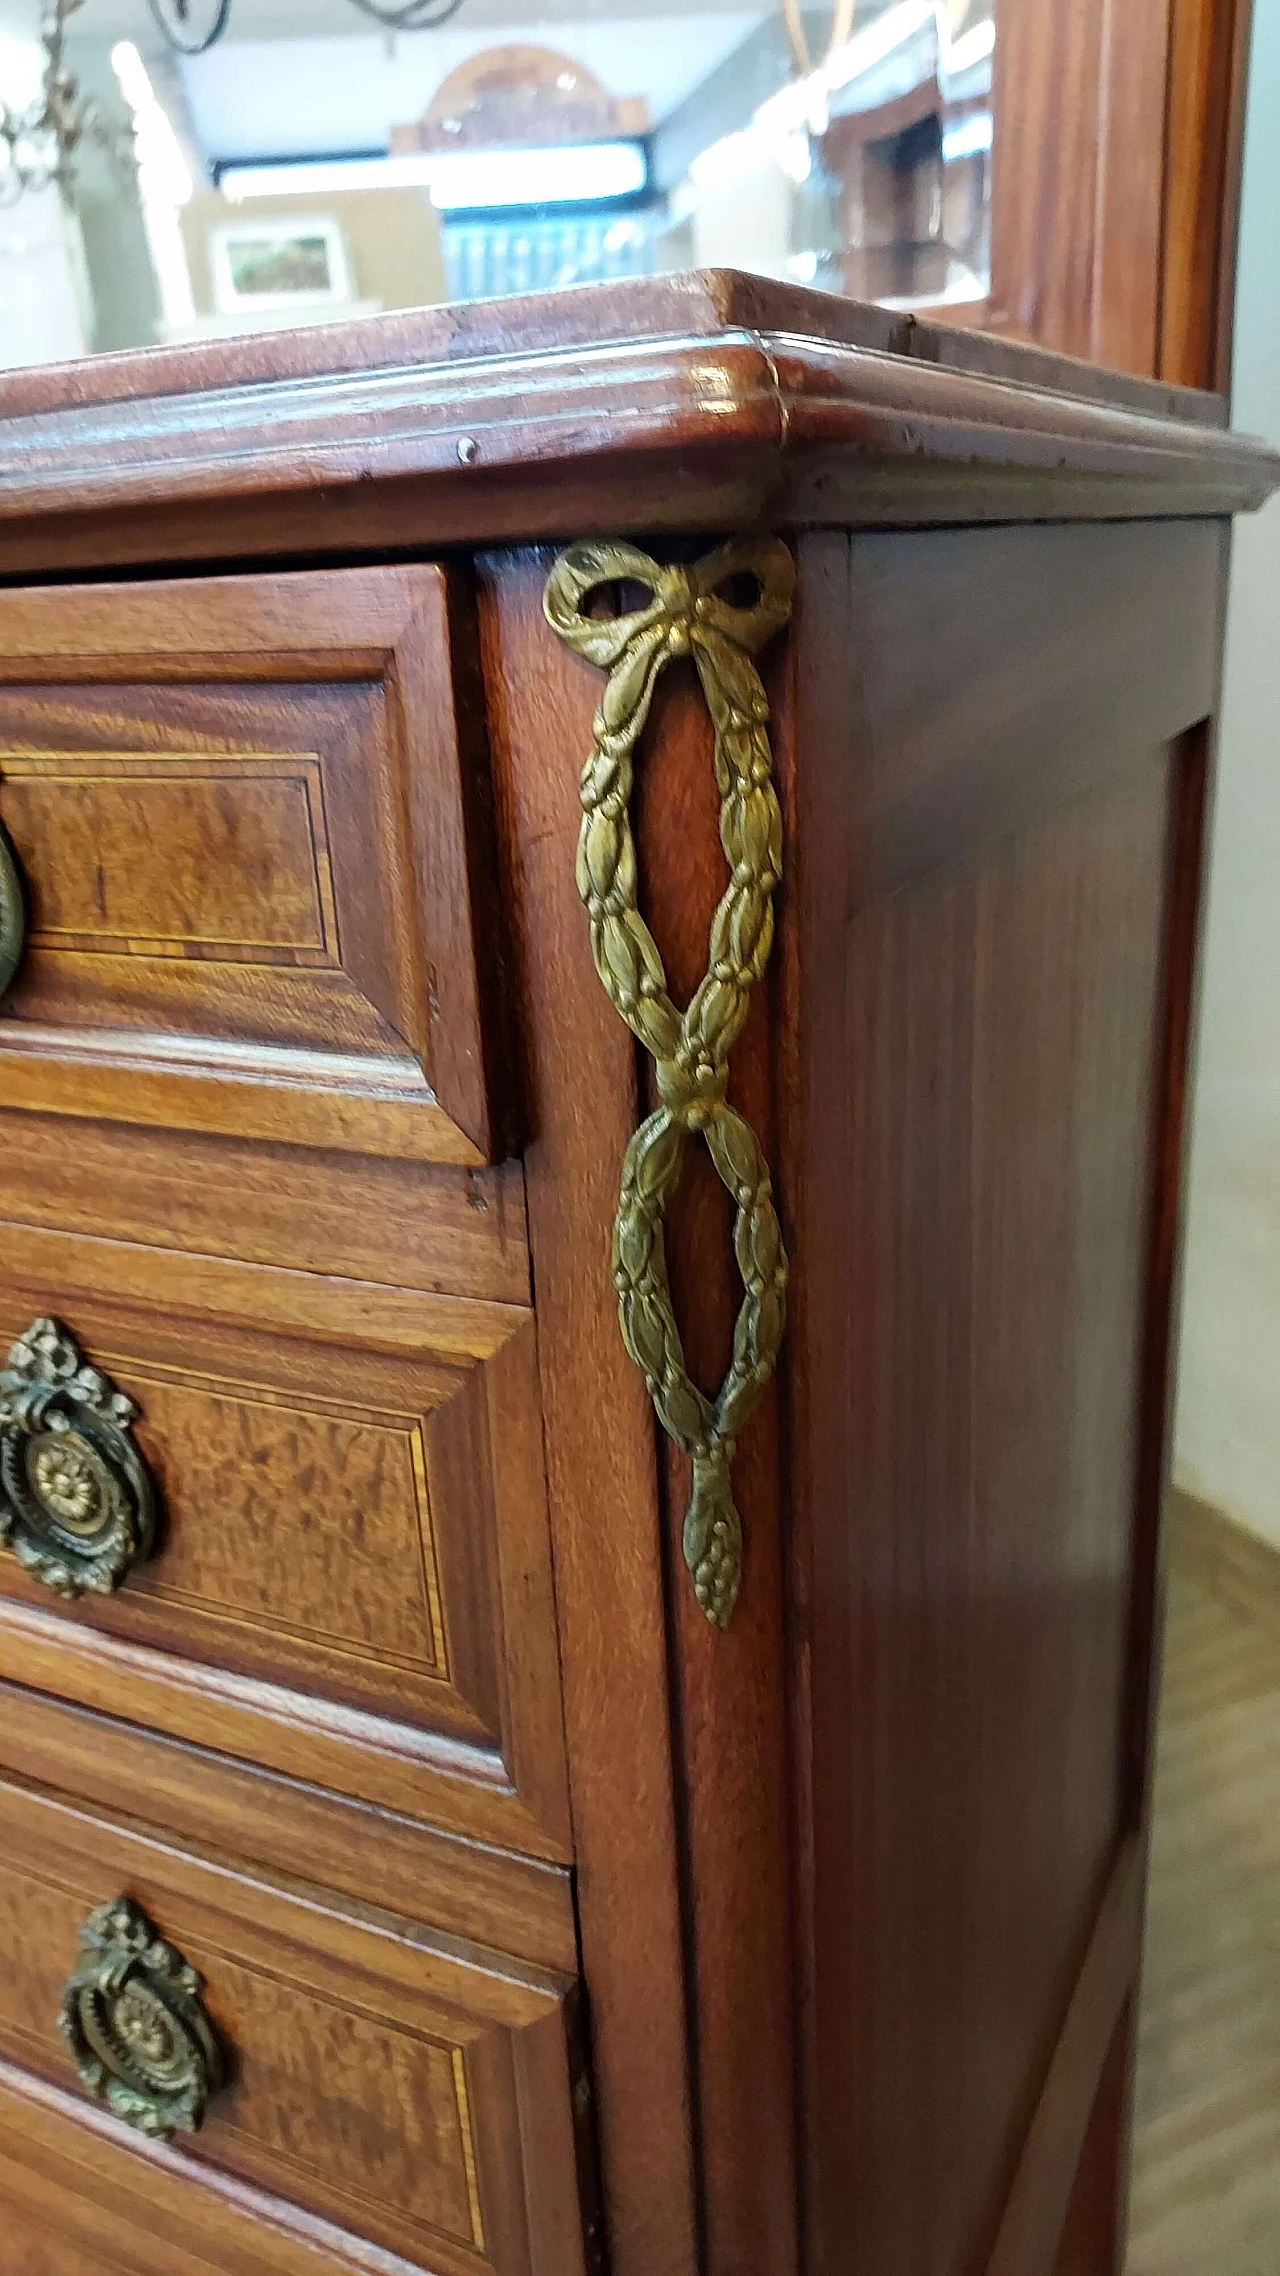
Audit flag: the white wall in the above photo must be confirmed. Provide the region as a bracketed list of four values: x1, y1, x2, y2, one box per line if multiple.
[0, 186, 89, 369]
[1173, 2, 1280, 1547]
[0, 30, 90, 367]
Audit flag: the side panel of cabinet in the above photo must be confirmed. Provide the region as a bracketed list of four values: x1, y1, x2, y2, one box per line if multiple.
[783, 520, 1223, 2276]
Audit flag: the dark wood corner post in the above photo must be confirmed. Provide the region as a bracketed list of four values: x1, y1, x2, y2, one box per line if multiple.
[481, 537, 805, 2276]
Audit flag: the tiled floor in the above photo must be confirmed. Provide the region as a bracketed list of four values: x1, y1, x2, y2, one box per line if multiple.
[1126, 1550, 1280, 2274]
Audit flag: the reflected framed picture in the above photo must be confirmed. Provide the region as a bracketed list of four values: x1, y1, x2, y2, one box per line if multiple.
[210, 216, 353, 313]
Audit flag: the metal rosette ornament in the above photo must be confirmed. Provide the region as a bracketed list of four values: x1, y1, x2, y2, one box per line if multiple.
[0, 1318, 157, 1599]
[59, 1897, 224, 2140]
[544, 536, 795, 1628]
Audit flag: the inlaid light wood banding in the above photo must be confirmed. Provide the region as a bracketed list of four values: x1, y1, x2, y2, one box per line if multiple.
[1, 752, 340, 964]
[97, 1354, 451, 1681]
[0, 1764, 595, 2274]
[0, 563, 509, 1161]
[0, 1246, 572, 1861]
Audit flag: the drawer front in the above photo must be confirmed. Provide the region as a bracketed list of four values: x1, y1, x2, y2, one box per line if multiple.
[0, 1226, 570, 1861]
[0, 1106, 532, 1306]
[0, 568, 507, 1164]
[0, 1774, 591, 2276]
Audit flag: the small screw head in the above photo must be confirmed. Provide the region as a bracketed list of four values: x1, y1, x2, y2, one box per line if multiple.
[456, 436, 479, 466]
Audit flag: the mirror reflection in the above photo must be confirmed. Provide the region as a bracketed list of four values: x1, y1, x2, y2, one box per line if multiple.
[0, 0, 993, 366]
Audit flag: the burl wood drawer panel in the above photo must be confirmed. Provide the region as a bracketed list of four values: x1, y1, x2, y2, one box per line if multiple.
[0, 567, 506, 1163]
[0, 1774, 590, 2276]
[0, 1226, 570, 1862]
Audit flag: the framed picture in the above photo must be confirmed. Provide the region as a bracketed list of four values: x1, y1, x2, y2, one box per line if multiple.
[210, 216, 353, 314]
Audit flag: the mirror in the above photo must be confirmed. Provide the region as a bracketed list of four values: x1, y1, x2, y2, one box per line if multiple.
[0, 0, 994, 366]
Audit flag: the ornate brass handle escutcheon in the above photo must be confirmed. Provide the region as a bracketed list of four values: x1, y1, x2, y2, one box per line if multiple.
[544, 537, 795, 1628]
[0, 818, 27, 1000]
[59, 1897, 225, 2140]
[0, 1318, 157, 1599]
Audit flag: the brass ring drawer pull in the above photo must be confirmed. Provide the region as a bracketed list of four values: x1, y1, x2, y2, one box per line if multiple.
[0, 1318, 157, 1599]
[0, 819, 26, 1000]
[60, 1897, 225, 2140]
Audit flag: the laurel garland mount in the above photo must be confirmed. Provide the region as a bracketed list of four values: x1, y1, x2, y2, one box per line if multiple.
[543, 535, 795, 1629]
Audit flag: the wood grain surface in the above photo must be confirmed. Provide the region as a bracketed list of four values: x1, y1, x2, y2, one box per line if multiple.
[0, 567, 507, 1162]
[782, 520, 1222, 2275]
[0, 1680, 577, 1974]
[0, 2055, 446, 2275]
[480, 551, 699, 2276]
[0, 1237, 570, 1861]
[990, 0, 1170, 374]
[0, 277, 1272, 577]
[0, 1108, 531, 1305]
[1159, 0, 1254, 391]
[0, 1773, 590, 2276]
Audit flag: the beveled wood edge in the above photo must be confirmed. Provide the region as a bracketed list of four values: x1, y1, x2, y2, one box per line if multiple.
[0, 2141, 222, 2276]
[0, 1105, 532, 1308]
[0, 321, 1273, 577]
[0, 1593, 568, 1863]
[985, 1835, 1145, 2276]
[0, 2058, 454, 2276]
[0, 557, 448, 662]
[0, 271, 1226, 428]
[0, 561, 503, 1160]
[0, 1677, 578, 1973]
[0, 1227, 572, 1857]
[0, 1767, 574, 2014]
[0, 1043, 482, 1167]
[0, 1215, 526, 1359]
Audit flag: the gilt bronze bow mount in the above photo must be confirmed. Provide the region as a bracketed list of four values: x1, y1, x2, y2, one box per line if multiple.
[544, 537, 795, 1628]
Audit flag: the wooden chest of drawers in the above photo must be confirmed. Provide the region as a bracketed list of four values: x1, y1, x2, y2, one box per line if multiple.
[0, 275, 1274, 2276]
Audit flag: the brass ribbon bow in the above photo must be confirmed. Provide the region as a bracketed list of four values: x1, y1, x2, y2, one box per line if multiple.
[544, 538, 795, 1627]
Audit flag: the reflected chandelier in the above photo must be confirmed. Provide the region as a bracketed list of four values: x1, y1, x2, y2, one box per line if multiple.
[0, 1, 134, 208]
[0, 0, 469, 208]
[145, 0, 465, 54]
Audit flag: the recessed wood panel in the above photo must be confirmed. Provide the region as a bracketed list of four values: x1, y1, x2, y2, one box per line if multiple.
[807, 768, 1173, 2272]
[0, 567, 508, 1162]
[0, 1865, 481, 2254]
[122, 1363, 450, 1678]
[0, 1234, 570, 1861]
[0, 1775, 589, 2276]
[5, 753, 336, 960]
[786, 522, 1214, 2276]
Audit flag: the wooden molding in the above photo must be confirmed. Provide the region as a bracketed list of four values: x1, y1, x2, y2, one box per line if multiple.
[986, 1838, 1145, 2276]
[0, 276, 1274, 577]
[0, 565, 507, 1164]
[1159, 0, 1255, 392]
